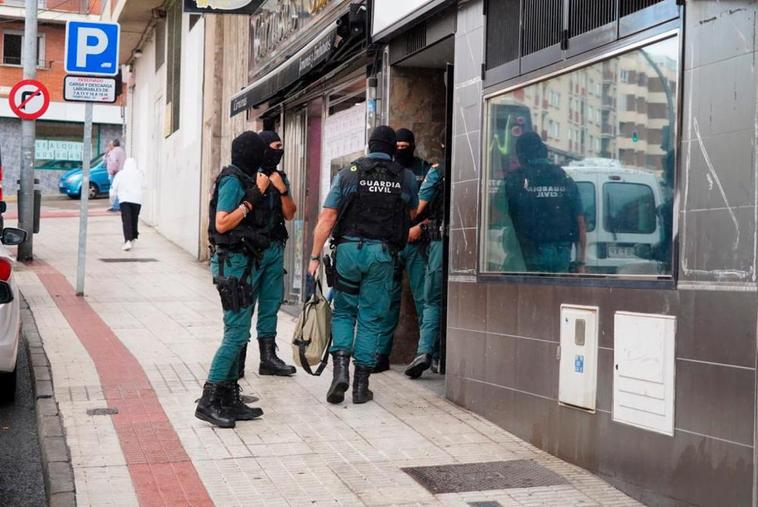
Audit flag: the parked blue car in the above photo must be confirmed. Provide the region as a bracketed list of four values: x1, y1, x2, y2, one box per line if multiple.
[58, 154, 111, 199]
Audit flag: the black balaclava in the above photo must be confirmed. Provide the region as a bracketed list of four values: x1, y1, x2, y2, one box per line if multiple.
[395, 128, 416, 167]
[516, 131, 548, 166]
[368, 125, 397, 157]
[231, 131, 266, 176]
[259, 130, 284, 174]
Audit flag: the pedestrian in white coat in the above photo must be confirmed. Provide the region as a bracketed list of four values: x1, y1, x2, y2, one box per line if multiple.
[109, 158, 144, 251]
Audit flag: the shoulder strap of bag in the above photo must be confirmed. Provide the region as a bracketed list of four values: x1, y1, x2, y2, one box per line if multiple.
[298, 271, 332, 376]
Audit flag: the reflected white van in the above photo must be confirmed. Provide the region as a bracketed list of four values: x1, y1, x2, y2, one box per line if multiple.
[564, 158, 664, 275]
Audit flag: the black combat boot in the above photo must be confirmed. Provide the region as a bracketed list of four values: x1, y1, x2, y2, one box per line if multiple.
[372, 353, 390, 373]
[222, 382, 263, 421]
[195, 382, 236, 428]
[404, 353, 432, 379]
[238, 344, 248, 379]
[352, 364, 374, 404]
[258, 337, 296, 376]
[326, 351, 350, 404]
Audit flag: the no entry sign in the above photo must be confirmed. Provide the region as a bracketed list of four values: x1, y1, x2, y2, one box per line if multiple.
[9, 79, 50, 120]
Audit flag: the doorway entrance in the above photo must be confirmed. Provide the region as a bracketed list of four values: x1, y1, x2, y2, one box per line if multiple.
[387, 33, 455, 391]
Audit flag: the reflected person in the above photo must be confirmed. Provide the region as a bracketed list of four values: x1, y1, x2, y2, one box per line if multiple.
[505, 132, 586, 273]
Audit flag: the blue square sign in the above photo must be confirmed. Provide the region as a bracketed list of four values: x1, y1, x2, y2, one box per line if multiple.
[574, 355, 584, 374]
[65, 21, 120, 76]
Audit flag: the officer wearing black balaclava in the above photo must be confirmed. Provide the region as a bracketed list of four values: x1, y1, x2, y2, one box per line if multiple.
[374, 128, 432, 372]
[307, 126, 419, 405]
[235, 130, 298, 380]
[196, 131, 269, 429]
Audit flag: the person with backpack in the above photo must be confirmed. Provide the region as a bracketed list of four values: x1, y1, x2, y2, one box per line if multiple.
[235, 130, 298, 379]
[195, 131, 270, 429]
[307, 126, 418, 405]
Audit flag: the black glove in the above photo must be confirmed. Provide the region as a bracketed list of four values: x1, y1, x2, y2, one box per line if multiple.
[245, 185, 264, 207]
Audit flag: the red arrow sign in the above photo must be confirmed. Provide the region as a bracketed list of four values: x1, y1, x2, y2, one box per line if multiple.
[9, 79, 50, 120]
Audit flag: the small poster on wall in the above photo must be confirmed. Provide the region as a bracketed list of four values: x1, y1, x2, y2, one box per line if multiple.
[183, 0, 264, 14]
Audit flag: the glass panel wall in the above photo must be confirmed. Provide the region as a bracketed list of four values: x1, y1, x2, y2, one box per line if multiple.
[482, 36, 678, 276]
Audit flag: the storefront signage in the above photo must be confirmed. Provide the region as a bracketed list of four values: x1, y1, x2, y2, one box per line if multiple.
[183, 0, 265, 14]
[35, 140, 83, 161]
[371, 0, 450, 40]
[233, 27, 337, 116]
[249, 0, 340, 77]
[63, 76, 117, 103]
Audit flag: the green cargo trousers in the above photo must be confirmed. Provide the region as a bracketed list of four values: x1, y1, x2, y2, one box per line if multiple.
[252, 243, 285, 338]
[207, 250, 257, 383]
[376, 242, 426, 356]
[417, 240, 443, 355]
[330, 241, 395, 367]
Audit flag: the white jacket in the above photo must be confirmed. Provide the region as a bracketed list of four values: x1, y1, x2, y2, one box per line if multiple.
[109, 158, 144, 205]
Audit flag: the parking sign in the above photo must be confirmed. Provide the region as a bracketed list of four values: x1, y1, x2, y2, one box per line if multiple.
[65, 21, 120, 76]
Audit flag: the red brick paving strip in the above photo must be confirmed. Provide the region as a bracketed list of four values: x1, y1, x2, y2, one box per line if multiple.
[31, 260, 214, 507]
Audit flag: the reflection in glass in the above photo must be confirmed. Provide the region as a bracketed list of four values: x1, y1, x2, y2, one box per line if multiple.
[483, 36, 678, 276]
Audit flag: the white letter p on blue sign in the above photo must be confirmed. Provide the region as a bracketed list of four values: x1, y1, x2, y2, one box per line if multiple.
[65, 21, 120, 76]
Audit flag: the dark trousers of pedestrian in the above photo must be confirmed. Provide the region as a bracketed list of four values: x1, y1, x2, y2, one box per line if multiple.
[120, 202, 141, 242]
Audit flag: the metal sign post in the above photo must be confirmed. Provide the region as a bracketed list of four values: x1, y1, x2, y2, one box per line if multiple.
[18, 0, 39, 261]
[75, 102, 93, 296]
[65, 20, 120, 296]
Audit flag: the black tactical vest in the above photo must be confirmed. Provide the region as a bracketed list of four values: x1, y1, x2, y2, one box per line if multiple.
[428, 168, 445, 224]
[263, 185, 289, 243]
[208, 166, 270, 250]
[334, 157, 409, 250]
[508, 162, 579, 244]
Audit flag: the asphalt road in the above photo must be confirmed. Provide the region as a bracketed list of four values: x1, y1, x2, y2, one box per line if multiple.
[0, 337, 46, 506]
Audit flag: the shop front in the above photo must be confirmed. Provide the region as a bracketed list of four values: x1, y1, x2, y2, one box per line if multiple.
[443, 1, 758, 505]
[369, 0, 456, 368]
[231, 0, 370, 305]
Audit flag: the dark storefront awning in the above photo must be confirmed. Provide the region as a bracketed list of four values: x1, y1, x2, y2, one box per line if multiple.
[231, 24, 341, 117]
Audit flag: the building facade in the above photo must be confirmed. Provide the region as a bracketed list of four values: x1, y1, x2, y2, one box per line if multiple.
[428, 1, 757, 505]
[106, 0, 207, 256]
[0, 0, 122, 196]
[117, 1, 758, 503]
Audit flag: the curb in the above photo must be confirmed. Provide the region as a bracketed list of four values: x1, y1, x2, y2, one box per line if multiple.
[21, 296, 76, 507]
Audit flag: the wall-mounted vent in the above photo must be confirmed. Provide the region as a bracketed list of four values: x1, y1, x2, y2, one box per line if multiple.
[522, 0, 563, 56]
[569, 0, 616, 37]
[405, 23, 427, 56]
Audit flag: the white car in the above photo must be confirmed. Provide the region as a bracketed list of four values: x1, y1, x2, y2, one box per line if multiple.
[0, 207, 28, 404]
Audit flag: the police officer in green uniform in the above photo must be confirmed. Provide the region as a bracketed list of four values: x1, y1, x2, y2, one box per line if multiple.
[405, 161, 445, 378]
[195, 131, 269, 428]
[373, 128, 431, 372]
[505, 132, 586, 273]
[308, 126, 418, 404]
[236, 130, 298, 379]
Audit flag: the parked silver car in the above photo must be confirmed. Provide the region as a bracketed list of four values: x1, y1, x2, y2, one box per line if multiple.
[0, 197, 29, 403]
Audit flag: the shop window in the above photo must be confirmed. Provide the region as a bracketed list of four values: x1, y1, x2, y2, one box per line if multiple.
[482, 36, 678, 277]
[2, 31, 44, 67]
[165, 0, 182, 136]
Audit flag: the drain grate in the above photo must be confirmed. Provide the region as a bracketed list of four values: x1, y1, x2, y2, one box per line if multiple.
[402, 460, 567, 494]
[99, 258, 159, 263]
[87, 407, 119, 416]
[468, 502, 503, 507]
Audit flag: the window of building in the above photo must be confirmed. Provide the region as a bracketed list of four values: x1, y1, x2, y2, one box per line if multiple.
[155, 20, 166, 72]
[2, 31, 45, 67]
[165, 0, 182, 136]
[481, 36, 678, 277]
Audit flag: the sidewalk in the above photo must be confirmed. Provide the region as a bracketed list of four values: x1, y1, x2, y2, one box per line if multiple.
[15, 211, 641, 507]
